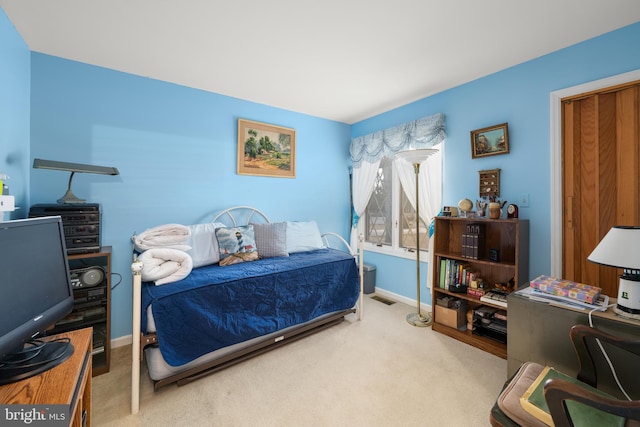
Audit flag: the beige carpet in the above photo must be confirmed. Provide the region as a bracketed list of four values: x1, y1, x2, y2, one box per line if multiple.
[93, 296, 507, 426]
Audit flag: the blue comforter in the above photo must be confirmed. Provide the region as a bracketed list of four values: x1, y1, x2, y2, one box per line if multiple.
[141, 248, 360, 366]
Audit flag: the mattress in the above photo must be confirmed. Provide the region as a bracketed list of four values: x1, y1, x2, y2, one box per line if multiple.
[144, 309, 348, 381]
[141, 248, 360, 367]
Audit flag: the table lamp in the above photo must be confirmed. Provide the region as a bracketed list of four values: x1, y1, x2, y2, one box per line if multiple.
[587, 226, 640, 319]
[33, 158, 119, 204]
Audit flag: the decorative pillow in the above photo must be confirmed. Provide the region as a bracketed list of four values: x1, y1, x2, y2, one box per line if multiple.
[286, 220, 324, 253]
[215, 225, 259, 266]
[186, 222, 226, 268]
[251, 222, 288, 258]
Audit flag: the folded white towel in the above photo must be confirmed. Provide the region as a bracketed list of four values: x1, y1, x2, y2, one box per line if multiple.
[138, 248, 194, 286]
[133, 223, 191, 252]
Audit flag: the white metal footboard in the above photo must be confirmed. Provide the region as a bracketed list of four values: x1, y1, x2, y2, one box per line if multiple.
[321, 231, 365, 320]
[131, 257, 143, 414]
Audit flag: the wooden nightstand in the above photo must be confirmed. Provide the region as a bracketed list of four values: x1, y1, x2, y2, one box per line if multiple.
[0, 328, 92, 426]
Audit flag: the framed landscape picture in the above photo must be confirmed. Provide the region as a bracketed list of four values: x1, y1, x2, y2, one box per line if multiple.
[470, 122, 509, 159]
[237, 119, 296, 178]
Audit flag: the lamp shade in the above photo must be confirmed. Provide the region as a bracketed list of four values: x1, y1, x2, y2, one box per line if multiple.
[395, 148, 438, 164]
[587, 226, 640, 270]
[33, 159, 120, 175]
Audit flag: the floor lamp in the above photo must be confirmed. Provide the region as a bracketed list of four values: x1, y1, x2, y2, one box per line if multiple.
[396, 148, 439, 327]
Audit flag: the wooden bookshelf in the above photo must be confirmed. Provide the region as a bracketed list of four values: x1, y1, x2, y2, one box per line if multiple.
[431, 216, 529, 358]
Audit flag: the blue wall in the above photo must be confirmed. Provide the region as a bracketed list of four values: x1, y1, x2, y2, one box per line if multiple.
[2, 8, 640, 342]
[0, 8, 30, 213]
[28, 55, 352, 340]
[352, 22, 640, 305]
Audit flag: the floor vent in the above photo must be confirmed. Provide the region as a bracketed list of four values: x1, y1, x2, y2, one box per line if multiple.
[370, 295, 396, 305]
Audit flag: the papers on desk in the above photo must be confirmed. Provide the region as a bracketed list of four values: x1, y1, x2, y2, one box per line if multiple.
[516, 286, 609, 312]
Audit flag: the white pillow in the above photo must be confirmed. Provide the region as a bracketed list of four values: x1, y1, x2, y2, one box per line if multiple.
[186, 222, 226, 267]
[286, 220, 324, 253]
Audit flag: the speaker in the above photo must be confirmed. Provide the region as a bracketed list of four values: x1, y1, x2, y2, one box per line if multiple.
[70, 267, 106, 288]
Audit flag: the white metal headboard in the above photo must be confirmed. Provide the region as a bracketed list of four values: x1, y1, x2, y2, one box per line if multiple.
[211, 206, 271, 226]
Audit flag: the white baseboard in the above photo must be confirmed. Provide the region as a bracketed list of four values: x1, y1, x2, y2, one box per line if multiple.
[111, 334, 132, 349]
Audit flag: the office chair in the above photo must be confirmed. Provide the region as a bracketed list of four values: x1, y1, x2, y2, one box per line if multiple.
[490, 324, 640, 427]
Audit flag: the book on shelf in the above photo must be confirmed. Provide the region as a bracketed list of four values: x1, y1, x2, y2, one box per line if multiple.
[445, 259, 453, 288]
[461, 223, 485, 260]
[438, 258, 477, 290]
[467, 287, 490, 299]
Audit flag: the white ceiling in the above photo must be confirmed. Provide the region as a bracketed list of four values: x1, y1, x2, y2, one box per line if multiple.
[2, 1, 640, 124]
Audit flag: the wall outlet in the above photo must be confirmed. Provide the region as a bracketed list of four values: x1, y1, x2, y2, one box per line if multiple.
[520, 193, 529, 207]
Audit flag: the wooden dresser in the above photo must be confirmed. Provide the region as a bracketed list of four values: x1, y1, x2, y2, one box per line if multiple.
[0, 328, 92, 426]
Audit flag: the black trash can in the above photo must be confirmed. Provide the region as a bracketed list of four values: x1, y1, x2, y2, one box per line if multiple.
[362, 264, 376, 294]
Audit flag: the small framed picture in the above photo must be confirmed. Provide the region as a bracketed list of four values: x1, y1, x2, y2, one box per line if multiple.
[470, 123, 509, 159]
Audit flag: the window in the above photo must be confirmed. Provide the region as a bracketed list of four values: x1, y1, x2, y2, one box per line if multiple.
[363, 155, 434, 257]
[366, 157, 392, 246]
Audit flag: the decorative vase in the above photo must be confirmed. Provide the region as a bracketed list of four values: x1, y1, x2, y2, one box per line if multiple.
[489, 202, 501, 219]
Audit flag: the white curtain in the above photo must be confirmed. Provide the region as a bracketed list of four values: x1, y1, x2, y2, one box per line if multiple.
[350, 113, 446, 285]
[349, 159, 380, 249]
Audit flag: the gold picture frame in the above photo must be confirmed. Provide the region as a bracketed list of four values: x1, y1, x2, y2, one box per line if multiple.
[470, 122, 509, 159]
[237, 119, 296, 178]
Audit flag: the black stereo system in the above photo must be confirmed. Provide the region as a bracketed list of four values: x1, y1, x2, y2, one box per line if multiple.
[50, 262, 109, 361]
[28, 203, 101, 254]
[70, 266, 106, 289]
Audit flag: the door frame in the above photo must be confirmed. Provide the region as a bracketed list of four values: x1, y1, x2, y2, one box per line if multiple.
[549, 68, 640, 277]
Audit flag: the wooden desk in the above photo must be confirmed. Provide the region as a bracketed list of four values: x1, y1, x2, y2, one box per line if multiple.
[0, 328, 92, 427]
[508, 290, 640, 398]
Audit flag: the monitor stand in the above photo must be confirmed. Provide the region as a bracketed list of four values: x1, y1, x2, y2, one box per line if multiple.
[0, 340, 74, 386]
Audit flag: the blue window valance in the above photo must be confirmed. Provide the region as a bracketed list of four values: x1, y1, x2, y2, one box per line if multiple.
[349, 113, 446, 167]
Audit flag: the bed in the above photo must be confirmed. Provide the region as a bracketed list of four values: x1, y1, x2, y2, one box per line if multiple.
[130, 206, 364, 413]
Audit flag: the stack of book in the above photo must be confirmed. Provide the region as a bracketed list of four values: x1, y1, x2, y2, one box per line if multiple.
[461, 223, 485, 259]
[439, 258, 476, 291]
[529, 275, 602, 304]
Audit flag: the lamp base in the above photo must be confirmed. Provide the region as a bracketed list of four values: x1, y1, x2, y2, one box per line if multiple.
[406, 312, 432, 327]
[613, 305, 640, 320]
[615, 276, 640, 319]
[57, 189, 86, 204]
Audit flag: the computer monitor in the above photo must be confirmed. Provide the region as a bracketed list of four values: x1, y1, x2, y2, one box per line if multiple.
[0, 216, 75, 384]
